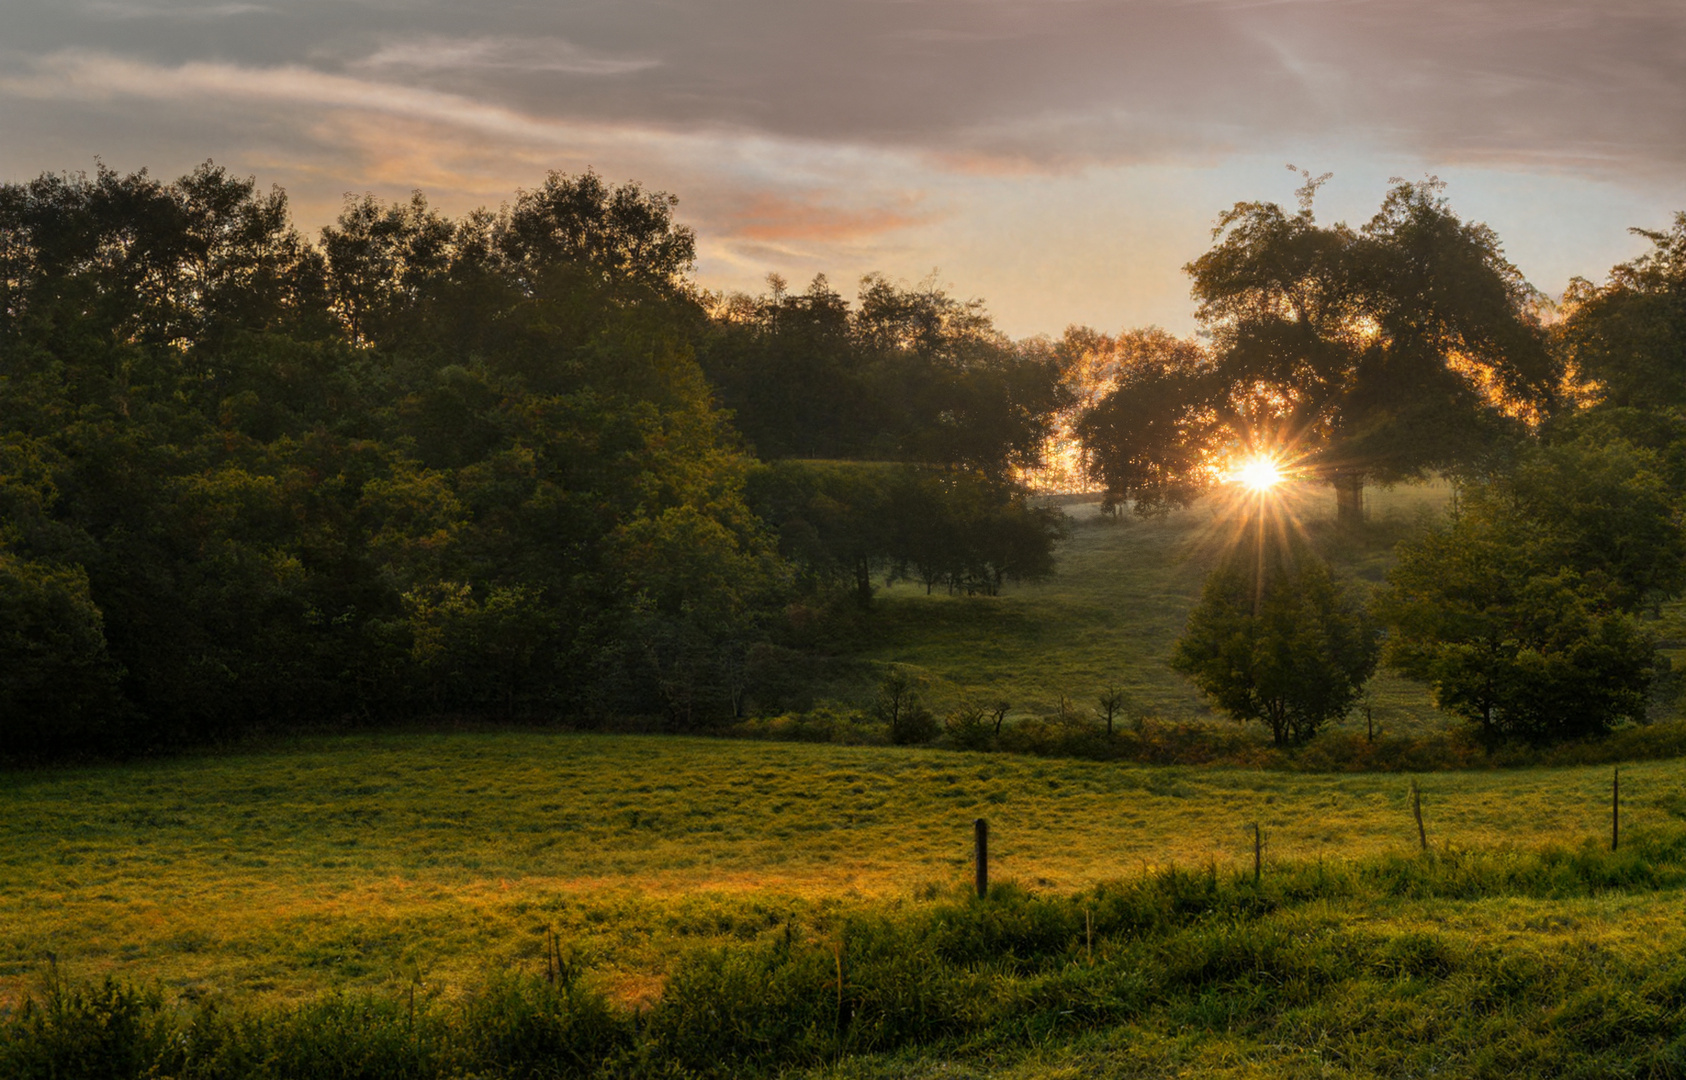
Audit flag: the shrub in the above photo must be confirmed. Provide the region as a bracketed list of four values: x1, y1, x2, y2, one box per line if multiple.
[872, 666, 938, 745]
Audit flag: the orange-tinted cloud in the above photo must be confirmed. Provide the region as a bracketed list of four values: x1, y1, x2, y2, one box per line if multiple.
[722, 191, 932, 243]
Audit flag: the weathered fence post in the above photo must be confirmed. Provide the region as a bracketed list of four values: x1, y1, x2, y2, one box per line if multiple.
[1249, 822, 1263, 884]
[973, 817, 989, 898]
[1410, 780, 1428, 852]
[1612, 767, 1620, 852]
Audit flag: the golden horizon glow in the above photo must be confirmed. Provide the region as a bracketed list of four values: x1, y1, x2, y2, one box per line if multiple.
[1234, 455, 1284, 492]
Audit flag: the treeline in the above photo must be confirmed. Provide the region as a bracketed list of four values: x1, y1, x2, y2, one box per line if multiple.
[0, 163, 1066, 759]
[5, 161, 1684, 760]
[703, 272, 1065, 470]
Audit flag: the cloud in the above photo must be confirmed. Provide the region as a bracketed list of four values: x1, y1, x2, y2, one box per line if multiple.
[84, 1, 270, 19]
[12, 1, 1686, 180]
[3, 0, 1682, 339]
[0, 49, 937, 253]
[1, 51, 626, 148]
[357, 36, 657, 78]
[721, 191, 933, 243]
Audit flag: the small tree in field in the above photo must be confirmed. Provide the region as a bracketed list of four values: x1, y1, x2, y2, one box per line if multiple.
[1173, 549, 1378, 746]
[1096, 685, 1128, 736]
[872, 665, 938, 745]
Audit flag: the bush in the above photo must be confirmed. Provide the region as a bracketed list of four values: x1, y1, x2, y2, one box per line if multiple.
[942, 703, 995, 750]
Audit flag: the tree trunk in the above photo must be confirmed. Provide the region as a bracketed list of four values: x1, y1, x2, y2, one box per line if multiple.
[1333, 471, 1365, 529]
[854, 558, 873, 608]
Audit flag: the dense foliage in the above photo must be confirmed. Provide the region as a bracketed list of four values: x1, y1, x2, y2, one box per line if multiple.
[1376, 439, 1681, 743]
[702, 273, 1068, 474]
[1560, 213, 1686, 412]
[748, 459, 1063, 606]
[0, 163, 1069, 759]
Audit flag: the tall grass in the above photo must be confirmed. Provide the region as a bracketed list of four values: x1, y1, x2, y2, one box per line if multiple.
[8, 835, 1686, 1078]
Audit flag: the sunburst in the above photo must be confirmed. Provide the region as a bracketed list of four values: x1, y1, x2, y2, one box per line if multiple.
[1233, 455, 1284, 493]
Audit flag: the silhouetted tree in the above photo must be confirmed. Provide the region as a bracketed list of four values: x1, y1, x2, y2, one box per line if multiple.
[1082, 174, 1557, 524]
[1559, 213, 1686, 412]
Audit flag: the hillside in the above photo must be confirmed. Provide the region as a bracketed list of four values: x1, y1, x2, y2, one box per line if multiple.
[818, 482, 1450, 730]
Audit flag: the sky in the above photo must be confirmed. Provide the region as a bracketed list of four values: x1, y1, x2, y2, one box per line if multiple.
[2, 0, 1684, 339]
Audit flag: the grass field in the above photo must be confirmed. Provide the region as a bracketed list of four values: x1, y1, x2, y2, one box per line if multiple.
[10, 483, 1686, 1077]
[832, 479, 1686, 739]
[6, 731, 1685, 1019]
[846, 482, 1458, 734]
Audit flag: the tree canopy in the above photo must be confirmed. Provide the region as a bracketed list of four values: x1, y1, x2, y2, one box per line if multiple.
[0, 163, 771, 756]
[0, 162, 1072, 760]
[701, 273, 1069, 479]
[1172, 540, 1378, 747]
[1376, 481, 1661, 744]
[1559, 213, 1686, 413]
[1080, 175, 1557, 521]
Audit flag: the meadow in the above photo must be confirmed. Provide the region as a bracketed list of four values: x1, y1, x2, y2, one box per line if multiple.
[819, 480, 1686, 738]
[6, 730, 1684, 1017]
[838, 483, 1458, 734]
[9, 483, 1686, 1077]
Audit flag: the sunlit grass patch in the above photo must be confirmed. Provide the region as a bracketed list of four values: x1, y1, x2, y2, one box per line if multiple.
[5, 731, 1684, 1011]
[8, 828, 1686, 1078]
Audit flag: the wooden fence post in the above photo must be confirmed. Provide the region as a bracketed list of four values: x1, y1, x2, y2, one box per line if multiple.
[1612, 767, 1620, 852]
[1249, 822, 1262, 884]
[974, 817, 989, 898]
[1410, 780, 1428, 852]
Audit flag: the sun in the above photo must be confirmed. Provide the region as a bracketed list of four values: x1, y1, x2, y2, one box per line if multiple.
[1234, 455, 1284, 492]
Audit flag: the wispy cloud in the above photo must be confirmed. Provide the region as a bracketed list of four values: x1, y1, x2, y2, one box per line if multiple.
[84, 1, 270, 19]
[357, 36, 657, 78]
[723, 191, 933, 243]
[0, 49, 934, 254]
[2, 51, 617, 147]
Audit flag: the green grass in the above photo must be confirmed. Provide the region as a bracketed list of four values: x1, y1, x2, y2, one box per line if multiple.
[5, 731, 1684, 1016]
[9, 833, 1686, 1078]
[845, 481, 1460, 736]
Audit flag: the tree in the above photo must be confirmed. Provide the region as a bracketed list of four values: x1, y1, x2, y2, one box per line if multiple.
[1503, 438, 1686, 610]
[1073, 329, 1218, 515]
[1096, 685, 1128, 736]
[0, 552, 127, 759]
[0, 162, 790, 753]
[497, 169, 697, 298]
[1081, 174, 1557, 524]
[1376, 488, 1659, 743]
[1559, 212, 1686, 412]
[1172, 546, 1378, 747]
[871, 665, 937, 745]
[699, 273, 1070, 481]
[746, 460, 1064, 607]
